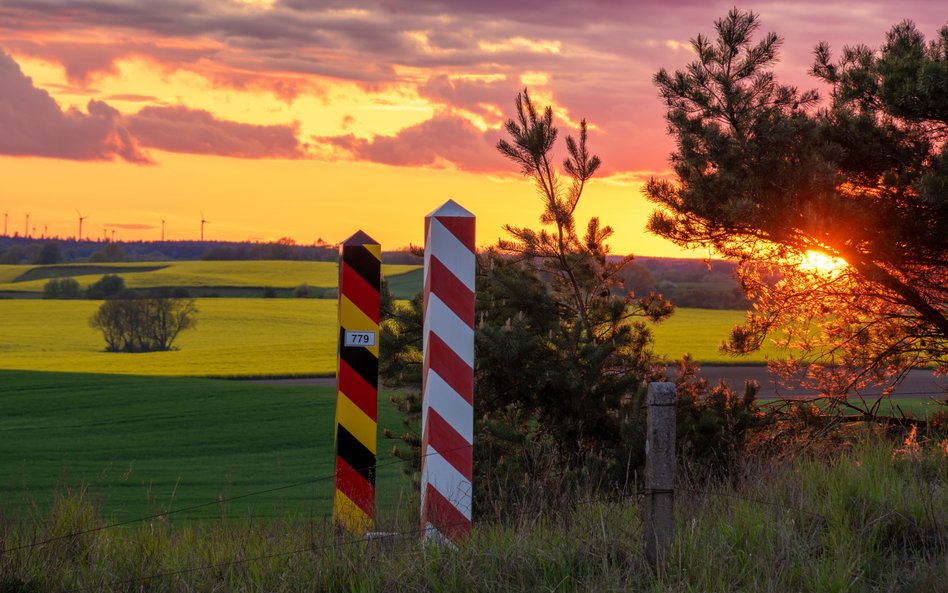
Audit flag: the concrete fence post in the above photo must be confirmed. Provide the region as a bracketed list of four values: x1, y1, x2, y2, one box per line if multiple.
[333, 230, 381, 533]
[645, 381, 676, 563]
[420, 199, 476, 545]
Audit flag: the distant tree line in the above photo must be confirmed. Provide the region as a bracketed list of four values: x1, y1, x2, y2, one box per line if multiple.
[0, 237, 426, 266]
[617, 257, 751, 310]
[44, 274, 192, 300]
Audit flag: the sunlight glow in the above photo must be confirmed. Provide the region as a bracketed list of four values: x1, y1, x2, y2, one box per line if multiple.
[800, 250, 847, 276]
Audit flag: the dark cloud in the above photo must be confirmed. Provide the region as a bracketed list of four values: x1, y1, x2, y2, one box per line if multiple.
[0, 49, 151, 162]
[319, 113, 507, 171]
[127, 105, 307, 159]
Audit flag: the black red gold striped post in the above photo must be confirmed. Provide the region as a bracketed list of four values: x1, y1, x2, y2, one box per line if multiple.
[334, 230, 381, 533]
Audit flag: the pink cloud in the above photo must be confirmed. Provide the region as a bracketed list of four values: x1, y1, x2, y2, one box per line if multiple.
[0, 49, 151, 163]
[320, 113, 507, 171]
[4, 39, 212, 85]
[127, 105, 307, 159]
[419, 75, 520, 121]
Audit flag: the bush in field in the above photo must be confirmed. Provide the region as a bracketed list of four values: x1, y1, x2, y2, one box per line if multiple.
[89, 293, 198, 353]
[42, 277, 81, 299]
[85, 274, 126, 299]
[293, 283, 312, 298]
[35, 242, 63, 265]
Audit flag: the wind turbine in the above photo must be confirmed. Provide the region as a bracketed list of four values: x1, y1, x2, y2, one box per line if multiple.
[24, 213, 29, 237]
[3, 211, 7, 236]
[161, 219, 166, 241]
[200, 210, 209, 242]
[77, 210, 88, 241]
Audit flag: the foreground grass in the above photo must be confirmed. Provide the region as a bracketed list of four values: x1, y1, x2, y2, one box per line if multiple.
[0, 371, 410, 522]
[1, 437, 945, 592]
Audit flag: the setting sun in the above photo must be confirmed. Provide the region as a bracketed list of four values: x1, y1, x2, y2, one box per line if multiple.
[800, 250, 847, 276]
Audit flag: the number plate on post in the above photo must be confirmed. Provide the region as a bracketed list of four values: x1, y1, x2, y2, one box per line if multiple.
[344, 331, 376, 347]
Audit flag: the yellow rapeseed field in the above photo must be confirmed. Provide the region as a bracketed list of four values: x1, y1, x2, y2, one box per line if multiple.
[0, 299, 339, 377]
[649, 307, 772, 364]
[0, 298, 768, 378]
[0, 261, 419, 292]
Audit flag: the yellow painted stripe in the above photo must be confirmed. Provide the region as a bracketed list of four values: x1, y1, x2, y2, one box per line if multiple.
[340, 294, 380, 357]
[335, 393, 377, 454]
[334, 489, 373, 533]
[363, 244, 381, 261]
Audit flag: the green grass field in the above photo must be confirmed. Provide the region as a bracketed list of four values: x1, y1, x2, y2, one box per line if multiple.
[0, 261, 421, 296]
[0, 370, 411, 522]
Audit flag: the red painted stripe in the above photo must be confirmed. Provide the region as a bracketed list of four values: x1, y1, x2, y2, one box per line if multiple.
[338, 359, 378, 421]
[422, 483, 471, 541]
[336, 455, 375, 517]
[428, 333, 473, 404]
[426, 408, 472, 479]
[342, 262, 380, 324]
[429, 255, 474, 328]
[435, 216, 476, 251]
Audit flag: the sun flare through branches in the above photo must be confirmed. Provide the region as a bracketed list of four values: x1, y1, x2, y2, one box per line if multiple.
[799, 250, 847, 278]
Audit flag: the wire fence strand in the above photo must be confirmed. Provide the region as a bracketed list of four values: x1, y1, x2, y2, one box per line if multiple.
[0, 441, 476, 555]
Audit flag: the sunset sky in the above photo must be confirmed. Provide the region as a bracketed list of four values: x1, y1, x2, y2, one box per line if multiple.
[0, 1, 943, 256]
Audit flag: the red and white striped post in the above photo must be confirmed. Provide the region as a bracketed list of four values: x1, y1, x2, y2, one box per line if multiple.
[420, 199, 475, 544]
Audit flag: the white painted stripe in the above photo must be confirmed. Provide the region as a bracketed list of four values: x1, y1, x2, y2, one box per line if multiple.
[421, 445, 473, 520]
[425, 218, 475, 291]
[424, 293, 475, 365]
[425, 370, 473, 443]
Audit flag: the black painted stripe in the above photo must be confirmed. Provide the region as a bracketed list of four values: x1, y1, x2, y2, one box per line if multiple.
[336, 425, 376, 484]
[339, 328, 378, 385]
[343, 245, 381, 292]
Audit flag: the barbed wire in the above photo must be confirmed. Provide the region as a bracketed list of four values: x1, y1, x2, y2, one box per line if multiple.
[4, 468, 861, 592]
[52, 486, 838, 592]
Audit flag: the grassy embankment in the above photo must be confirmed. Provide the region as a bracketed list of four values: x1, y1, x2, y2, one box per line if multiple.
[0, 261, 420, 297]
[1, 434, 945, 592]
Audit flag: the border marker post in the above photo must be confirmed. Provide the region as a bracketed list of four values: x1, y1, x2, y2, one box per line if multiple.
[420, 200, 476, 544]
[333, 230, 381, 533]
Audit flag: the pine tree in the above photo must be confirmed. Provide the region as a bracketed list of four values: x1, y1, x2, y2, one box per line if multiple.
[648, 10, 948, 395]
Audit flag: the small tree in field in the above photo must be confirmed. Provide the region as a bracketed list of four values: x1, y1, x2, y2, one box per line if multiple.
[90, 293, 197, 353]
